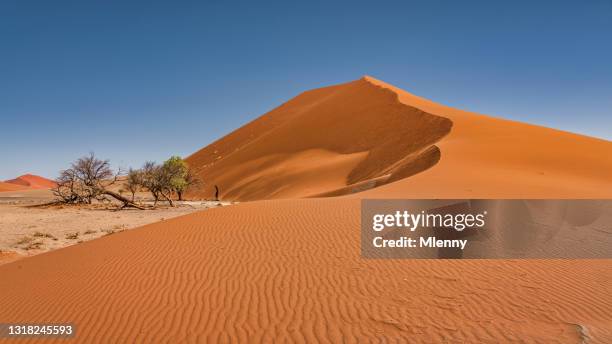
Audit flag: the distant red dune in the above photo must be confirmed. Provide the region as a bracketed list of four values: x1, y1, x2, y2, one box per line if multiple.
[4, 174, 56, 190]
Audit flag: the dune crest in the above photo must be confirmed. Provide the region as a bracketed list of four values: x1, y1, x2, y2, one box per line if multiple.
[361, 76, 612, 198]
[186, 78, 452, 201]
[188, 76, 612, 201]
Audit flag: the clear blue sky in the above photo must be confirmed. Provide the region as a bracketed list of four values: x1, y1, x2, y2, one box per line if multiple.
[1, 0, 611, 180]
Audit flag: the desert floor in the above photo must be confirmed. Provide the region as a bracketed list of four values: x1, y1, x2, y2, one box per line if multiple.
[0, 198, 610, 343]
[0, 189, 231, 265]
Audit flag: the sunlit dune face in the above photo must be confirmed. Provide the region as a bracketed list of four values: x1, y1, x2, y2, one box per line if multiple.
[186, 78, 452, 201]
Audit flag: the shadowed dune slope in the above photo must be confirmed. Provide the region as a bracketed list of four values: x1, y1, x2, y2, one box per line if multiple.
[187, 77, 612, 201]
[4, 174, 56, 190]
[1, 199, 611, 343]
[186, 78, 452, 201]
[361, 76, 612, 198]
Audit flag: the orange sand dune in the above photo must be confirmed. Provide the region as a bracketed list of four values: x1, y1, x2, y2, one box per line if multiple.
[1, 77, 611, 342]
[4, 174, 57, 190]
[186, 78, 452, 201]
[362, 76, 612, 198]
[188, 77, 612, 201]
[0, 199, 611, 342]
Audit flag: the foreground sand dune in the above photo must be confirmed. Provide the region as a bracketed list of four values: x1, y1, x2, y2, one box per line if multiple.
[1, 199, 611, 343]
[1, 77, 611, 342]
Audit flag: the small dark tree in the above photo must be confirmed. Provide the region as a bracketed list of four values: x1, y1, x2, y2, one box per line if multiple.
[53, 152, 113, 204]
[123, 168, 143, 202]
[140, 161, 175, 206]
[140, 161, 162, 206]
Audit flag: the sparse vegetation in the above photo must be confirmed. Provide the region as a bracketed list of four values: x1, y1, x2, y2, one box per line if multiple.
[103, 229, 116, 236]
[65, 232, 79, 240]
[163, 156, 198, 201]
[140, 161, 172, 206]
[53, 153, 200, 210]
[32, 231, 56, 240]
[53, 152, 144, 210]
[136, 157, 199, 207]
[23, 241, 43, 251]
[122, 168, 143, 202]
[16, 236, 33, 245]
[1, 195, 220, 259]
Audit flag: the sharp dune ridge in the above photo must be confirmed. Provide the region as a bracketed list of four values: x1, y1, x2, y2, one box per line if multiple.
[186, 77, 453, 201]
[187, 76, 612, 201]
[1, 77, 612, 342]
[362, 76, 612, 198]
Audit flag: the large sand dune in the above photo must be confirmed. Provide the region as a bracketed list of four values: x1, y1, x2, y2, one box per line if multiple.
[187, 77, 612, 201]
[186, 78, 452, 201]
[362, 76, 612, 198]
[1, 77, 611, 342]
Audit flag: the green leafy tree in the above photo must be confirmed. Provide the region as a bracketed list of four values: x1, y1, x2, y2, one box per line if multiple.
[162, 156, 197, 201]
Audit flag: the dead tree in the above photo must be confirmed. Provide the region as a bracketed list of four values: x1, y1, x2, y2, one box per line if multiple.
[53, 153, 144, 210]
[123, 168, 142, 202]
[140, 161, 175, 207]
[103, 190, 145, 210]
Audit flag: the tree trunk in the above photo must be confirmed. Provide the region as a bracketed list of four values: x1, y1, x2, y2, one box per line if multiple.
[102, 190, 146, 210]
[161, 191, 174, 207]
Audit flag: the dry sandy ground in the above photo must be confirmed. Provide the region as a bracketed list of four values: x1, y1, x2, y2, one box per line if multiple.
[0, 199, 610, 343]
[0, 181, 27, 192]
[0, 189, 231, 265]
[0, 77, 611, 343]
